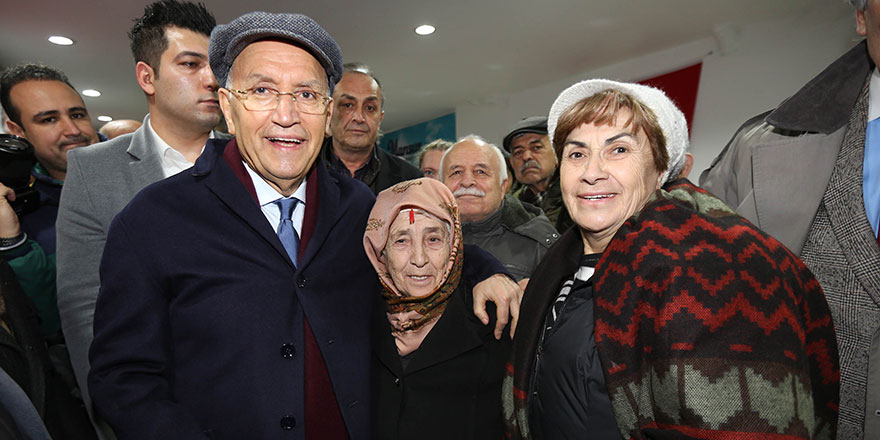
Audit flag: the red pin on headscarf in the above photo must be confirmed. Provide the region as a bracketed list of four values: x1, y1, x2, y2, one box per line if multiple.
[409, 208, 415, 224]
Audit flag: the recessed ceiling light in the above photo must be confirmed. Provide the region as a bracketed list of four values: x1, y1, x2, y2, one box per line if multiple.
[48, 35, 74, 46]
[415, 25, 435, 36]
[82, 89, 101, 97]
[97, 116, 113, 122]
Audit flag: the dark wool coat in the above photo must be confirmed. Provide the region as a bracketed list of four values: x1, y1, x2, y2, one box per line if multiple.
[504, 179, 840, 440]
[88, 139, 376, 440]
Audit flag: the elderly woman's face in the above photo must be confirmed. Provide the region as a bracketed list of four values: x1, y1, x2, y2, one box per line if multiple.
[559, 112, 663, 253]
[383, 210, 452, 297]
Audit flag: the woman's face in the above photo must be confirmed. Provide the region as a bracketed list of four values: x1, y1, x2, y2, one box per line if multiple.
[383, 210, 452, 297]
[559, 111, 663, 253]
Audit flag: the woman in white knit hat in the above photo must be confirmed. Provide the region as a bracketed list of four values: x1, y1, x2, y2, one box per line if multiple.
[503, 79, 839, 440]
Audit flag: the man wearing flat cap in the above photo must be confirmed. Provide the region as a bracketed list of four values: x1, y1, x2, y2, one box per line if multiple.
[87, 11, 516, 440]
[85, 11, 374, 440]
[504, 116, 571, 232]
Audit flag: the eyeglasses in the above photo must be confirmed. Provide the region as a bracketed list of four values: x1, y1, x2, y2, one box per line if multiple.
[228, 87, 331, 114]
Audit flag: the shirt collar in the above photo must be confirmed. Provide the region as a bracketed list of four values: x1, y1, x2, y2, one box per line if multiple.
[146, 116, 208, 161]
[870, 67, 880, 122]
[242, 160, 307, 207]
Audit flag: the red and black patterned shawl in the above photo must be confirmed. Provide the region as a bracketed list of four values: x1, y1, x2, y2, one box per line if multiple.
[504, 179, 840, 440]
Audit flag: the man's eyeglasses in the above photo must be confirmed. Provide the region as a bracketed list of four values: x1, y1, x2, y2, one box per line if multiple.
[228, 87, 331, 114]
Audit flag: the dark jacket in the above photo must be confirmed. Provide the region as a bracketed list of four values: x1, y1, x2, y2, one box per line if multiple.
[88, 139, 377, 440]
[372, 279, 510, 440]
[462, 195, 559, 280]
[321, 138, 423, 194]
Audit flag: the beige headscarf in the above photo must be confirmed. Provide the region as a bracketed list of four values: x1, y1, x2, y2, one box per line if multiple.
[364, 178, 463, 355]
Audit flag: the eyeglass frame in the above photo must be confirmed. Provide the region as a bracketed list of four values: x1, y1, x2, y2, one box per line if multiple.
[225, 87, 332, 114]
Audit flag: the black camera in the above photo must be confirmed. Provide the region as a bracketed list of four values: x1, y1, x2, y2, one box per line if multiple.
[0, 134, 40, 215]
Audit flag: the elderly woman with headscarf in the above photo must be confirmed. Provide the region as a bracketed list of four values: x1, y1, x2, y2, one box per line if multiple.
[503, 80, 840, 440]
[364, 178, 511, 439]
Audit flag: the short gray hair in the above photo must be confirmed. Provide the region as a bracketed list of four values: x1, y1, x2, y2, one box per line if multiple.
[850, 0, 866, 10]
[417, 139, 453, 168]
[440, 134, 508, 186]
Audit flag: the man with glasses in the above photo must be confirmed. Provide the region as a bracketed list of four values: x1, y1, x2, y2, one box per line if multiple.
[87, 11, 516, 439]
[54, 2, 222, 437]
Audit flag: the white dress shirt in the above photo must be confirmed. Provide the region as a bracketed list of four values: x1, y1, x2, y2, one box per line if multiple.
[243, 161, 306, 236]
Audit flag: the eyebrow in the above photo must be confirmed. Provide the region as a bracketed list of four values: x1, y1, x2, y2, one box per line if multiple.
[564, 132, 636, 147]
[31, 107, 87, 121]
[174, 51, 207, 61]
[339, 93, 379, 102]
[240, 74, 324, 90]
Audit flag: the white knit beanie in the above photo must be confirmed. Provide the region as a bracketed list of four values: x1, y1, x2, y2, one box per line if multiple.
[547, 79, 689, 185]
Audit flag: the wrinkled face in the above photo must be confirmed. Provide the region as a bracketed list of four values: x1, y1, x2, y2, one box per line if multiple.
[508, 133, 557, 186]
[559, 113, 662, 253]
[147, 27, 221, 132]
[6, 80, 99, 180]
[330, 72, 384, 151]
[420, 149, 444, 180]
[442, 140, 507, 222]
[219, 40, 331, 196]
[383, 210, 452, 297]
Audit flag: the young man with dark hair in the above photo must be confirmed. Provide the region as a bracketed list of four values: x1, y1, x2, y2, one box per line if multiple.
[55, 1, 223, 437]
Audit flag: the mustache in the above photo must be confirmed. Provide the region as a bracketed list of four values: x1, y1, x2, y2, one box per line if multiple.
[60, 135, 93, 148]
[453, 187, 485, 198]
[519, 160, 540, 173]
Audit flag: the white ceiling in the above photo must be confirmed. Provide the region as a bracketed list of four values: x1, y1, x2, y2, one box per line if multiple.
[0, 0, 849, 132]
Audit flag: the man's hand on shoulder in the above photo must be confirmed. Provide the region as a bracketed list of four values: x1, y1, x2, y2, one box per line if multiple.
[472, 274, 523, 340]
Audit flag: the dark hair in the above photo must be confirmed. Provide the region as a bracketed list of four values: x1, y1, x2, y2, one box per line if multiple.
[0, 64, 75, 126]
[552, 90, 668, 174]
[343, 62, 384, 109]
[129, 0, 215, 74]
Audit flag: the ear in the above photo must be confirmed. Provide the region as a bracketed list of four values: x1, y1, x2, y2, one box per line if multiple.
[378, 109, 385, 125]
[679, 153, 694, 179]
[858, 9, 868, 36]
[501, 177, 512, 193]
[136, 61, 157, 96]
[324, 99, 334, 135]
[6, 120, 24, 138]
[218, 89, 236, 135]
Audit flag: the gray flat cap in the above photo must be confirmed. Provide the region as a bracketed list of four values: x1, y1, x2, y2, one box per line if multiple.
[502, 116, 548, 153]
[209, 11, 343, 94]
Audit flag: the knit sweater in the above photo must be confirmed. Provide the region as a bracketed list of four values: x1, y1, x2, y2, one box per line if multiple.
[504, 179, 840, 439]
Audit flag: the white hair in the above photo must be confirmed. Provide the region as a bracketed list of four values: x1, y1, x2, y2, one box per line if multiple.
[439, 134, 508, 186]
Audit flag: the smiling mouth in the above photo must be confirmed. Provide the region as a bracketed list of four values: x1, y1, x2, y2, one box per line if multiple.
[267, 137, 305, 147]
[580, 194, 615, 201]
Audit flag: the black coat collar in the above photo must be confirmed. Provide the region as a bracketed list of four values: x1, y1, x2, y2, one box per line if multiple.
[767, 40, 873, 134]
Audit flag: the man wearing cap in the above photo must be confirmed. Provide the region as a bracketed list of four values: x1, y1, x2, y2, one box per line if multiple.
[87, 11, 516, 440]
[320, 63, 423, 194]
[503, 116, 571, 232]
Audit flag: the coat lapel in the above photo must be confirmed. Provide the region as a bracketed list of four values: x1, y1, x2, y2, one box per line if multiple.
[197, 140, 292, 265]
[823, 86, 880, 306]
[750, 127, 842, 254]
[297, 164, 347, 271]
[125, 116, 165, 188]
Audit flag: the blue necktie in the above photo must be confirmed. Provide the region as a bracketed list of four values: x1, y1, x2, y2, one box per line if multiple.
[275, 198, 300, 265]
[864, 117, 880, 237]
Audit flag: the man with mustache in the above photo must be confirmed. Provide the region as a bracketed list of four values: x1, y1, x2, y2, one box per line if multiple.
[442, 135, 559, 286]
[504, 116, 572, 233]
[321, 63, 423, 194]
[54, 1, 223, 437]
[0, 64, 101, 340]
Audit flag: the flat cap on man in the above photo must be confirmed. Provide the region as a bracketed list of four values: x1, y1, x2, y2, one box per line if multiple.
[209, 11, 343, 93]
[502, 116, 549, 153]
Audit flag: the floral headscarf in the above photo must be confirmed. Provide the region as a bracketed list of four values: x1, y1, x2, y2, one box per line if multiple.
[364, 178, 463, 355]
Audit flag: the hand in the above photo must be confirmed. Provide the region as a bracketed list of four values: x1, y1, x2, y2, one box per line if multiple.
[0, 183, 21, 239]
[472, 274, 522, 340]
